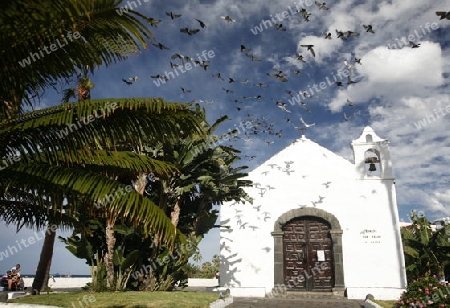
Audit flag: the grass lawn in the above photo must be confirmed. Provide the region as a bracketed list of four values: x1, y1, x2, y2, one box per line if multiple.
[9, 291, 219, 308]
[372, 299, 397, 308]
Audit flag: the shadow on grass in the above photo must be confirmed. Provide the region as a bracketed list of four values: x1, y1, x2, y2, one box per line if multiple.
[109, 306, 149, 308]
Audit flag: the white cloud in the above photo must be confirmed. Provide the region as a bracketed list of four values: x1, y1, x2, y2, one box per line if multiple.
[328, 41, 444, 112]
[362, 42, 443, 85]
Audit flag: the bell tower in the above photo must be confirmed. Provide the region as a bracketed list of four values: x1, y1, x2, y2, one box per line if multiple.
[351, 126, 394, 179]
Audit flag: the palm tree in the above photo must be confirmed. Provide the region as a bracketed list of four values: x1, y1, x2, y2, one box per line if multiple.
[0, 98, 206, 292]
[0, 0, 159, 120]
[0, 0, 194, 292]
[61, 65, 95, 103]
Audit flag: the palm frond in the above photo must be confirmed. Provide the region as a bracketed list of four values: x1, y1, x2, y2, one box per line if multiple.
[0, 98, 205, 161]
[1, 164, 181, 246]
[0, 0, 158, 118]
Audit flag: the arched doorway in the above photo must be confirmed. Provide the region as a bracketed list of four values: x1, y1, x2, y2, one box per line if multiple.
[271, 207, 345, 294]
[283, 216, 333, 291]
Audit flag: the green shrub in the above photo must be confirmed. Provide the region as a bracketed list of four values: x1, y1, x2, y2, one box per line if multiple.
[395, 276, 450, 307]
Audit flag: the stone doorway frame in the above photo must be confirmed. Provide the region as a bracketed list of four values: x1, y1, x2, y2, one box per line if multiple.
[271, 207, 345, 295]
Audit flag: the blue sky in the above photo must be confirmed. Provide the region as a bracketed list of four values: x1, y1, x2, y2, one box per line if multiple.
[1, 0, 449, 276]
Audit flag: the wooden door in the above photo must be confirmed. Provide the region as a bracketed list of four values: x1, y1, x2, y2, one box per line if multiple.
[282, 216, 334, 291]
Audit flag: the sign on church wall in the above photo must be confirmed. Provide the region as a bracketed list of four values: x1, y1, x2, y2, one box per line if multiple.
[360, 229, 382, 244]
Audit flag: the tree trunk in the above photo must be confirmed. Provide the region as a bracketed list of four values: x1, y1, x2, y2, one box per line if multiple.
[32, 226, 56, 294]
[103, 173, 147, 290]
[104, 219, 116, 289]
[170, 197, 181, 227]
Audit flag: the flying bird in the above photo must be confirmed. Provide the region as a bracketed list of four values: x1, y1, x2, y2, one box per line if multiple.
[199, 61, 210, 70]
[315, 1, 329, 10]
[152, 42, 170, 50]
[345, 30, 360, 37]
[212, 72, 225, 80]
[278, 105, 291, 113]
[122, 78, 133, 85]
[253, 204, 262, 211]
[254, 83, 268, 87]
[294, 53, 306, 63]
[272, 68, 285, 76]
[182, 55, 193, 62]
[282, 168, 294, 175]
[267, 69, 288, 82]
[300, 117, 315, 127]
[355, 57, 362, 65]
[221, 15, 236, 22]
[344, 112, 354, 121]
[148, 18, 162, 28]
[128, 77, 138, 82]
[300, 44, 315, 57]
[409, 41, 420, 48]
[436, 11, 450, 20]
[336, 29, 347, 40]
[180, 27, 200, 35]
[240, 45, 251, 52]
[292, 69, 302, 76]
[336, 81, 343, 86]
[170, 53, 184, 60]
[150, 74, 169, 81]
[285, 90, 295, 96]
[363, 24, 375, 33]
[322, 31, 332, 39]
[322, 181, 331, 188]
[171, 53, 191, 64]
[166, 12, 182, 19]
[311, 196, 325, 206]
[180, 87, 191, 94]
[195, 19, 206, 28]
[274, 23, 286, 31]
[284, 160, 294, 168]
[222, 87, 233, 93]
[298, 8, 312, 21]
[347, 98, 354, 107]
[273, 99, 286, 106]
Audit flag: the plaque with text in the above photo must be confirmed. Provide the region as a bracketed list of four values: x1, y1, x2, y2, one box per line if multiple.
[317, 250, 325, 261]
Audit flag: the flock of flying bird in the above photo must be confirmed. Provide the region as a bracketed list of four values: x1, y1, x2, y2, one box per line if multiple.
[119, 4, 449, 160]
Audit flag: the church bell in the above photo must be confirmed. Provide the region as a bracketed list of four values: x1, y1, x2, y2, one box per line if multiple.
[368, 163, 376, 172]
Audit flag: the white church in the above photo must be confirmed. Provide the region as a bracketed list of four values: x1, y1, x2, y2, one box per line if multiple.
[219, 127, 407, 300]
